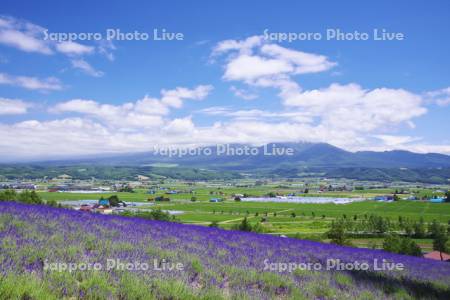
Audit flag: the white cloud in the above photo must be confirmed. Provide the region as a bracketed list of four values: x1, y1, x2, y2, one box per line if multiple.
[0, 72, 63, 91]
[0, 15, 52, 54]
[373, 135, 422, 147]
[425, 87, 450, 106]
[56, 41, 94, 55]
[0, 16, 106, 58]
[164, 117, 195, 134]
[52, 98, 164, 129]
[0, 98, 31, 114]
[283, 83, 426, 132]
[0, 106, 449, 160]
[199, 106, 313, 122]
[212, 35, 263, 56]
[71, 59, 104, 77]
[51, 85, 213, 131]
[230, 86, 258, 100]
[261, 44, 337, 74]
[160, 85, 213, 108]
[97, 39, 116, 61]
[0, 16, 113, 78]
[211, 36, 430, 148]
[224, 54, 293, 82]
[206, 35, 439, 155]
[214, 35, 336, 85]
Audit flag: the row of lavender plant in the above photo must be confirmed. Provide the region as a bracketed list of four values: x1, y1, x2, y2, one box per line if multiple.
[1, 201, 449, 299]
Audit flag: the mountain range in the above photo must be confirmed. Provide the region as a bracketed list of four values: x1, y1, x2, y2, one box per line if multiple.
[60, 142, 450, 169]
[2, 143, 450, 183]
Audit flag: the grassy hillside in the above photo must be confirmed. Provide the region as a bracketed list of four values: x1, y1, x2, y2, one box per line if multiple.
[1, 202, 450, 299]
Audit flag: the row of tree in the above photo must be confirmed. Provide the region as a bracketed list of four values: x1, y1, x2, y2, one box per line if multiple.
[327, 217, 450, 259]
[327, 214, 450, 238]
[0, 189, 53, 205]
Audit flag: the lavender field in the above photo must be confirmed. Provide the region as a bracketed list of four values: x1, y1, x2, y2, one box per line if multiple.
[0, 202, 449, 299]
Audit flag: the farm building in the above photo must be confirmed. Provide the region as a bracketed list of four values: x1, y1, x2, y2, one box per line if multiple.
[374, 195, 394, 201]
[137, 175, 150, 182]
[429, 197, 445, 203]
[99, 198, 110, 206]
[79, 204, 93, 212]
[209, 198, 223, 203]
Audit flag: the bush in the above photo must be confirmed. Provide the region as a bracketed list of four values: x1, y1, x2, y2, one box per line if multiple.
[0, 189, 17, 201]
[18, 190, 42, 204]
[121, 208, 173, 221]
[382, 235, 422, 256]
[209, 221, 219, 228]
[326, 219, 351, 246]
[236, 217, 252, 232]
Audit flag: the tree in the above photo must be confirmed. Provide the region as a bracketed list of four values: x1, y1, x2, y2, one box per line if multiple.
[108, 195, 120, 207]
[368, 215, 388, 234]
[252, 222, 265, 233]
[445, 190, 450, 203]
[209, 221, 219, 228]
[291, 212, 296, 218]
[326, 219, 350, 246]
[118, 185, 134, 193]
[383, 235, 422, 257]
[413, 217, 427, 238]
[190, 196, 197, 202]
[0, 189, 17, 201]
[18, 190, 42, 204]
[433, 224, 449, 261]
[234, 197, 241, 202]
[237, 217, 252, 232]
[122, 208, 172, 221]
[428, 219, 441, 238]
[393, 194, 400, 201]
[383, 235, 401, 253]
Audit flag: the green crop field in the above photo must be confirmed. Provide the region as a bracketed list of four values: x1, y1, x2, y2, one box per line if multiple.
[41, 187, 449, 253]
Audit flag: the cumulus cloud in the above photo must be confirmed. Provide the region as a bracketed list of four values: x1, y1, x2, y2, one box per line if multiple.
[160, 85, 213, 108]
[0, 31, 448, 159]
[283, 83, 427, 132]
[52, 98, 164, 130]
[213, 35, 336, 84]
[209, 36, 434, 153]
[0, 72, 63, 91]
[0, 98, 31, 114]
[199, 106, 313, 122]
[51, 85, 213, 131]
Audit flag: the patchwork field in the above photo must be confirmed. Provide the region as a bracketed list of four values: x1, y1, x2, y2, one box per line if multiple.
[38, 189, 450, 251]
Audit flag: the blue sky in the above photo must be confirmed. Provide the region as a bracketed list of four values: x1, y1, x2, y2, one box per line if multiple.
[0, 0, 449, 160]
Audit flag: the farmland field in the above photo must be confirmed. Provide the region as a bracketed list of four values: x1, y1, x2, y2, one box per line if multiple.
[37, 188, 450, 253]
